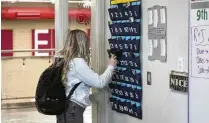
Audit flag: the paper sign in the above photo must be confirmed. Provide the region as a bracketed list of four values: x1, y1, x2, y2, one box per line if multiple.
[153, 9, 158, 27]
[153, 39, 158, 48]
[148, 39, 153, 56]
[160, 39, 166, 56]
[148, 10, 153, 25]
[160, 8, 166, 24]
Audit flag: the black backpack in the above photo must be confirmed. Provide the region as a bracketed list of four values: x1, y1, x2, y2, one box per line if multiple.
[35, 58, 81, 115]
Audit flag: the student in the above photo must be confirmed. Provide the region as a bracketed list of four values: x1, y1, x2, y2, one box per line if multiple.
[56, 29, 117, 123]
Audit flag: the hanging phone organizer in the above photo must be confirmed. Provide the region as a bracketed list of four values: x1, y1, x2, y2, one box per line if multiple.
[108, 0, 142, 119]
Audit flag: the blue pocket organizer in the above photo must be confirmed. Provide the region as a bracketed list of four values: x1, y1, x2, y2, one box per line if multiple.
[108, 1, 142, 119]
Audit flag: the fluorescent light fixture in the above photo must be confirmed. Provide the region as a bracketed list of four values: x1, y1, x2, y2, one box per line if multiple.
[1, 0, 91, 4]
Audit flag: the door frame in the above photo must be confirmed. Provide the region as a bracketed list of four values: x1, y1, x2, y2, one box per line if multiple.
[90, 0, 110, 123]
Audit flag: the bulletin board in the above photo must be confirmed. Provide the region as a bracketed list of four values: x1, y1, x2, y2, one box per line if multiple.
[147, 5, 167, 62]
[107, 0, 142, 119]
[189, 1, 209, 123]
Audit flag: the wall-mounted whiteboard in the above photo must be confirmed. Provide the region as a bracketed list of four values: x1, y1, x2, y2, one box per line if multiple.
[191, 25, 209, 78]
[189, 1, 209, 123]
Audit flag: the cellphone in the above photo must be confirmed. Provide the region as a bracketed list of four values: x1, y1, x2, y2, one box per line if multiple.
[107, 49, 122, 59]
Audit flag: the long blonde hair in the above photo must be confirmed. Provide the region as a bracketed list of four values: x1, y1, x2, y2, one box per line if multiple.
[58, 29, 90, 86]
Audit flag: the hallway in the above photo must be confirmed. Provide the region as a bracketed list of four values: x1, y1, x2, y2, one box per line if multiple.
[1, 106, 92, 123]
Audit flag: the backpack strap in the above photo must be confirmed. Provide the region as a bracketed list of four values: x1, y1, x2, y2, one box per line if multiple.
[64, 82, 81, 123]
[66, 82, 81, 102]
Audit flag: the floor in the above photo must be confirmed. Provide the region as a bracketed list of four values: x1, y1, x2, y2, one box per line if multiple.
[1, 106, 92, 123]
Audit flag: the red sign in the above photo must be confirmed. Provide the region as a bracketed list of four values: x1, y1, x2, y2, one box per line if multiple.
[76, 14, 90, 25]
[32, 29, 55, 56]
[1, 29, 13, 56]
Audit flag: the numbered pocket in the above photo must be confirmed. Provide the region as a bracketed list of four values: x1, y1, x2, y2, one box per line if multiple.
[128, 22, 140, 36]
[128, 101, 137, 117]
[134, 86, 142, 102]
[118, 99, 126, 113]
[131, 69, 141, 85]
[108, 7, 127, 21]
[123, 100, 130, 115]
[113, 84, 120, 96]
[132, 103, 142, 119]
[118, 85, 124, 98]
[112, 73, 120, 82]
[129, 40, 140, 52]
[109, 97, 116, 110]
[122, 70, 135, 84]
[118, 57, 140, 68]
[108, 23, 121, 36]
[108, 39, 116, 50]
[131, 5, 141, 19]
[108, 39, 123, 51]
[122, 84, 130, 99]
[121, 40, 140, 52]
[127, 84, 135, 100]
[123, 7, 130, 19]
[112, 97, 119, 111]
[108, 8, 119, 21]
[127, 101, 134, 116]
[108, 83, 115, 95]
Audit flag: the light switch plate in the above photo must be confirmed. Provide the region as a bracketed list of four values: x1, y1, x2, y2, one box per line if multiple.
[177, 57, 184, 72]
[147, 71, 152, 85]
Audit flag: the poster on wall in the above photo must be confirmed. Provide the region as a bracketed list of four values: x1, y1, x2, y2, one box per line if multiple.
[190, 1, 209, 79]
[32, 29, 55, 56]
[147, 5, 167, 62]
[1, 29, 13, 57]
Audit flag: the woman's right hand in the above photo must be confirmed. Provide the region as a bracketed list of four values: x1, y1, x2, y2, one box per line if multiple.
[109, 54, 117, 67]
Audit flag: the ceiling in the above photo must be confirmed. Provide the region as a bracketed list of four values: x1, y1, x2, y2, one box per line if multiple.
[1, 0, 91, 8]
